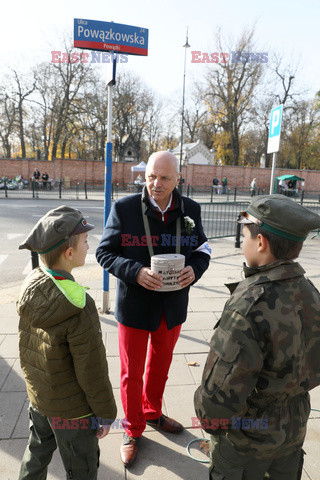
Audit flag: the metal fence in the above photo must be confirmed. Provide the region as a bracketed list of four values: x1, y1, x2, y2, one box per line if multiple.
[199, 201, 249, 239]
[1, 180, 320, 204]
[200, 200, 320, 240]
[1, 181, 320, 240]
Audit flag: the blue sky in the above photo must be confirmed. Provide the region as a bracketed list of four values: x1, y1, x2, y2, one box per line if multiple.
[1, 0, 319, 100]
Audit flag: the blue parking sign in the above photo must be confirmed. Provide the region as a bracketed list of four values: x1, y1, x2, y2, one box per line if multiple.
[267, 104, 283, 153]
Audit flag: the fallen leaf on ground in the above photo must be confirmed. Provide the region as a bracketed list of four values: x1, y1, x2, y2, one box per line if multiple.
[199, 440, 210, 456]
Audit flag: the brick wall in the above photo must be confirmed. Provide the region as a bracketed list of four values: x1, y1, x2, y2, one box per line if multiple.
[0, 158, 319, 191]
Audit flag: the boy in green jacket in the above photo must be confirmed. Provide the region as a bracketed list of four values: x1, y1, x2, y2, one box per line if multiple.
[194, 195, 320, 480]
[17, 205, 117, 480]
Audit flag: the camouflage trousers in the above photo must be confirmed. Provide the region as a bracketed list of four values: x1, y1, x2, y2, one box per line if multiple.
[18, 405, 100, 480]
[209, 435, 304, 480]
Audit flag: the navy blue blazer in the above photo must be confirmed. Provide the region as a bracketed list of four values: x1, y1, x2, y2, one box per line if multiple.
[96, 188, 210, 331]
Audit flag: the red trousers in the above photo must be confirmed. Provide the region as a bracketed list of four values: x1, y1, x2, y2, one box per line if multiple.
[118, 313, 181, 438]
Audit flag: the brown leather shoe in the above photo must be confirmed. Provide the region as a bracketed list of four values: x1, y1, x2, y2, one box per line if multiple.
[120, 433, 140, 467]
[146, 414, 184, 433]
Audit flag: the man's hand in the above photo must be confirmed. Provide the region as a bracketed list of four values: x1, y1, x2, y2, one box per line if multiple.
[136, 267, 163, 290]
[178, 266, 195, 288]
[96, 424, 111, 439]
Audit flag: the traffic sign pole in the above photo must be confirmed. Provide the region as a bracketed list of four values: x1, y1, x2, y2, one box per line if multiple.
[269, 152, 277, 195]
[73, 19, 148, 313]
[267, 105, 283, 195]
[102, 54, 116, 313]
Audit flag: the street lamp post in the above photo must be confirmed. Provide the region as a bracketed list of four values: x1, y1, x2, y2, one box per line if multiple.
[178, 28, 190, 193]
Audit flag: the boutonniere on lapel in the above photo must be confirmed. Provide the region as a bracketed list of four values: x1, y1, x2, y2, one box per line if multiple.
[184, 216, 195, 235]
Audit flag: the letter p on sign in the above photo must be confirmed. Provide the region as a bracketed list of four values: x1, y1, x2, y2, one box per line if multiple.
[271, 110, 280, 135]
[267, 104, 283, 154]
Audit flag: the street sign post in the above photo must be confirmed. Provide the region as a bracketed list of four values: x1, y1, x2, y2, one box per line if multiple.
[74, 19, 148, 56]
[267, 104, 283, 194]
[74, 19, 148, 312]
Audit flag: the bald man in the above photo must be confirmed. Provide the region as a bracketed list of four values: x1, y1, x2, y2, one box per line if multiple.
[96, 151, 210, 467]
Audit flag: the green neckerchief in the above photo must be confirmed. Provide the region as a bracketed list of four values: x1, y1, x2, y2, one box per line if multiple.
[41, 266, 88, 309]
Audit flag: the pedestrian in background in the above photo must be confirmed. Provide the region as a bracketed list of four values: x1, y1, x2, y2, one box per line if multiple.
[33, 168, 40, 180]
[222, 177, 228, 194]
[42, 171, 49, 190]
[213, 177, 219, 194]
[250, 178, 257, 197]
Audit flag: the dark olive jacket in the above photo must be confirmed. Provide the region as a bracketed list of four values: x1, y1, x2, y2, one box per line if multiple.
[17, 267, 117, 421]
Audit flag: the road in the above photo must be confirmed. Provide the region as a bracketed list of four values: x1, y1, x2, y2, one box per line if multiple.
[0, 198, 105, 288]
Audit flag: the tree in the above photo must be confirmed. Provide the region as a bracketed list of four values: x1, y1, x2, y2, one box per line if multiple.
[240, 129, 265, 166]
[11, 70, 35, 158]
[74, 75, 108, 160]
[112, 71, 162, 161]
[49, 45, 93, 159]
[203, 28, 264, 165]
[30, 44, 94, 160]
[31, 63, 59, 160]
[279, 98, 319, 169]
[183, 92, 207, 144]
[0, 86, 16, 158]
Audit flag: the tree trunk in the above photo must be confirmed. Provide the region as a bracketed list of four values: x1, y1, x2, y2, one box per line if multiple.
[18, 101, 26, 158]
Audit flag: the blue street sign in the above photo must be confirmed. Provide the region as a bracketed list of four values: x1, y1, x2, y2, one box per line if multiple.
[267, 104, 283, 153]
[74, 19, 148, 56]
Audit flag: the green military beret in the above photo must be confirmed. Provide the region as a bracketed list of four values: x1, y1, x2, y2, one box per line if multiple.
[19, 205, 94, 253]
[238, 194, 320, 242]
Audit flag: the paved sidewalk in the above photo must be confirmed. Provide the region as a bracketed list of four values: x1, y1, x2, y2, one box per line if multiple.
[0, 237, 320, 479]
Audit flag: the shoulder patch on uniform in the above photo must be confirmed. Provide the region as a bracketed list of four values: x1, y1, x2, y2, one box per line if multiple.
[229, 284, 265, 318]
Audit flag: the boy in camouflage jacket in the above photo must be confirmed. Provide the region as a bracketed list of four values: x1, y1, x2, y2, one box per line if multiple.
[194, 195, 320, 480]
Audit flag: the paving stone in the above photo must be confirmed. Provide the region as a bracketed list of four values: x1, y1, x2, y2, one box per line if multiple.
[1, 358, 26, 392]
[163, 384, 199, 429]
[201, 330, 215, 344]
[174, 331, 209, 354]
[107, 356, 121, 389]
[106, 332, 119, 356]
[12, 398, 29, 438]
[127, 428, 209, 480]
[0, 358, 14, 390]
[98, 432, 126, 479]
[0, 303, 19, 333]
[0, 439, 34, 480]
[309, 386, 320, 419]
[0, 335, 19, 358]
[301, 418, 320, 480]
[0, 392, 27, 439]
[203, 287, 232, 298]
[0, 284, 21, 306]
[98, 313, 118, 333]
[167, 354, 195, 386]
[185, 353, 209, 384]
[182, 311, 216, 331]
[189, 297, 228, 312]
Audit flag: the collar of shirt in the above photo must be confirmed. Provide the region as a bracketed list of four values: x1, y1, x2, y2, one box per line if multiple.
[149, 193, 173, 214]
[45, 268, 75, 281]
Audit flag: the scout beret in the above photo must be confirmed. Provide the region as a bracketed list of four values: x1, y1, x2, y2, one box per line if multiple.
[238, 194, 320, 242]
[19, 205, 94, 253]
